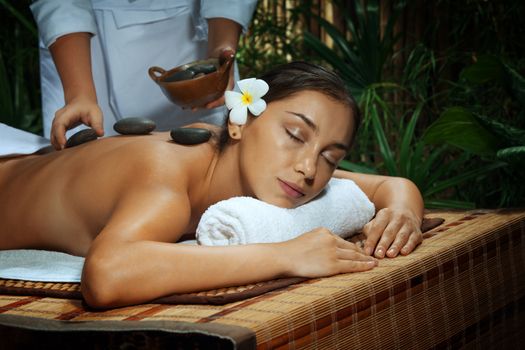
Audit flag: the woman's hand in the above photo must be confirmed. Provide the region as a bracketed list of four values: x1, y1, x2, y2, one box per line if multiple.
[51, 96, 104, 150]
[362, 207, 423, 259]
[282, 227, 378, 278]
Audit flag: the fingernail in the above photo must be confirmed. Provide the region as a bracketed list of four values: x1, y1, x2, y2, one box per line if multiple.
[388, 248, 396, 256]
[376, 248, 384, 257]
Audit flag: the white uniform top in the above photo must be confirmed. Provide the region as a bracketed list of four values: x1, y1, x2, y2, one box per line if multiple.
[30, 0, 257, 138]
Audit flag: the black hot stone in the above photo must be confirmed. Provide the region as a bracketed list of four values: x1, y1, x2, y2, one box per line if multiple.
[163, 69, 195, 82]
[170, 128, 212, 145]
[65, 128, 98, 148]
[113, 117, 156, 135]
[188, 63, 217, 75]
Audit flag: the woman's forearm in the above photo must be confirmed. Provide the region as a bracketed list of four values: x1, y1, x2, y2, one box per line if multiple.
[49, 32, 97, 103]
[82, 241, 287, 308]
[206, 18, 241, 57]
[371, 177, 424, 221]
[333, 170, 424, 221]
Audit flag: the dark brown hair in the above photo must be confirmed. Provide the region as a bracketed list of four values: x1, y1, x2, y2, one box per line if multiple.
[218, 61, 361, 151]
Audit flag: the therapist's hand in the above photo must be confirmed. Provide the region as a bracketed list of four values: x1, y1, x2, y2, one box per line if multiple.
[196, 17, 241, 111]
[51, 96, 104, 150]
[204, 67, 234, 109]
[202, 60, 235, 110]
[48, 32, 103, 150]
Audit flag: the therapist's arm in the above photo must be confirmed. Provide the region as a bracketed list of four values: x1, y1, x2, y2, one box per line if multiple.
[48, 33, 104, 150]
[203, 18, 242, 109]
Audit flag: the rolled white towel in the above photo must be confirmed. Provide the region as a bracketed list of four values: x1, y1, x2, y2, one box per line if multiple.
[196, 178, 375, 246]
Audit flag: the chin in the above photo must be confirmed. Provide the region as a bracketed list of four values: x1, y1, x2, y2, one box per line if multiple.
[262, 196, 306, 209]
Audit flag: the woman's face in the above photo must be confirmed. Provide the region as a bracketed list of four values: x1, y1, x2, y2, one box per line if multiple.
[238, 90, 354, 208]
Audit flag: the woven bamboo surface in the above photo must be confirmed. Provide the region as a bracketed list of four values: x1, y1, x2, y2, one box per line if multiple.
[1, 209, 524, 349]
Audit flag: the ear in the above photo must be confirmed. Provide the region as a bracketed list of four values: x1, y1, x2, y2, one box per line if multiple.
[227, 121, 244, 140]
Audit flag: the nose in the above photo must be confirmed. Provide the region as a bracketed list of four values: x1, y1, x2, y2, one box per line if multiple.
[294, 150, 317, 181]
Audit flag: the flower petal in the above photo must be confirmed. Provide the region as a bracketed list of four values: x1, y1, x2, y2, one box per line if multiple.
[250, 79, 269, 99]
[229, 106, 248, 125]
[225, 91, 243, 110]
[237, 78, 256, 94]
[248, 98, 267, 116]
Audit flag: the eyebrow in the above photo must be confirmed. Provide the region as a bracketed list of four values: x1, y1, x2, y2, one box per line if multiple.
[285, 111, 349, 151]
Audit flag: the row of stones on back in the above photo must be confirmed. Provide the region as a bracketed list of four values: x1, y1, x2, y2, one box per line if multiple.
[164, 63, 217, 83]
[65, 117, 211, 148]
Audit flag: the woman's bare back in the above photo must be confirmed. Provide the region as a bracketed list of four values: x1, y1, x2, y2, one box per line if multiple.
[0, 129, 218, 256]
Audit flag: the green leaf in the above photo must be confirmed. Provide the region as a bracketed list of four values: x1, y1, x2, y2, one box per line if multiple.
[423, 107, 500, 155]
[399, 102, 424, 177]
[460, 55, 503, 84]
[496, 146, 525, 165]
[303, 32, 367, 95]
[411, 144, 447, 190]
[502, 62, 525, 108]
[476, 114, 525, 146]
[424, 162, 505, 197]
[0, 0, 38, 38]
[338, 160, 378, 174]
[371, 104, 397, 176]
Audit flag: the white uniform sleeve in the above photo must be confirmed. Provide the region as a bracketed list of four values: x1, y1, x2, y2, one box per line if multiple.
[201, 0, 258, 32]
[30, 0, 97, 48]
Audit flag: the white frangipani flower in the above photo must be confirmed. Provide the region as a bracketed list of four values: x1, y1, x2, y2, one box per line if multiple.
[224, 78, 269, 125]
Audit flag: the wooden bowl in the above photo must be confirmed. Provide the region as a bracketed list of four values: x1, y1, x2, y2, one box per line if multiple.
[148, 50, 235, 108]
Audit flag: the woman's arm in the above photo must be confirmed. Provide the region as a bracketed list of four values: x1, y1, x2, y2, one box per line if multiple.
[49, 32, 104, 149]
[82, 186, 377, 309]
[334, 170, 424, 258]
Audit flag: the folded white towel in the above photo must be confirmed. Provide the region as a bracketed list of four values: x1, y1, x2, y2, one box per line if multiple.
[196, 178, 375, 246]
[0, 241, 197, 283]
[0, 123, 50, 157]
[0, 249, 84, 282]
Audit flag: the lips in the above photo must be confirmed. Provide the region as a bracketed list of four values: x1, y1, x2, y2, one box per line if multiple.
[278, 179, 305, 199]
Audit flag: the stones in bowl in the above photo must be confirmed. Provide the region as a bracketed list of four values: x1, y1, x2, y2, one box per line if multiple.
[163, 63, 217, 83]
[65, 128, 98, 148]
[148, 49, 235, 108]
[170, 127, 212, 145]
[114, 117, 156, 135]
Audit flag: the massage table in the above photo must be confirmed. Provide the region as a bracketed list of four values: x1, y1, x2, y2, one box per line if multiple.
[1, 209, 524, 349]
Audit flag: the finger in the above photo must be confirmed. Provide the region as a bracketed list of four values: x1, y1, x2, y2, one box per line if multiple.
[88, 113, 105, 137]
[363, 217, 388, 256]
[51, 122, 67, 150]
[374, 221, 403, 258]
[334, 235, 363, 252]
[337, 248, 377, 262]
[385, 226, 412, 258]
[400, 230, 423, 256]
[340, 259, 378, 273]
[51, 133, 61, 151]
[205, 96, 225, 109]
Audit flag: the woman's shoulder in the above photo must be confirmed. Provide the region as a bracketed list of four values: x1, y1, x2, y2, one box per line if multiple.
[104, 132, 217, 184]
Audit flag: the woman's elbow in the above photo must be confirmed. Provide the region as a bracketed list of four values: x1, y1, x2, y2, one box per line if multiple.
[81, 254, 121, 309]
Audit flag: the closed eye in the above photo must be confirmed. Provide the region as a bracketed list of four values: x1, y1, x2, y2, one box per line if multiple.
[322, 155, 337, 167]
[285, 129, 304, 143]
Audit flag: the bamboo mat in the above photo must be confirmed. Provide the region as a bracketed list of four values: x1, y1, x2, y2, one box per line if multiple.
[1, 209, 524, 349]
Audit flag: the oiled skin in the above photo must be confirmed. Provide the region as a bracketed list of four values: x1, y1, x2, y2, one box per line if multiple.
[0, 92, 424, 308]
[0, 129, 217, 256]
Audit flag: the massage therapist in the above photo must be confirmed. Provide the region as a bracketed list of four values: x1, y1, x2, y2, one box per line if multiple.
[30, 0, 257, 149]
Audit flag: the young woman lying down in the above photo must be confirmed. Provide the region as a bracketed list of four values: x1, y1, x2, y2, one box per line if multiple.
[0, 62, 423, 308]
